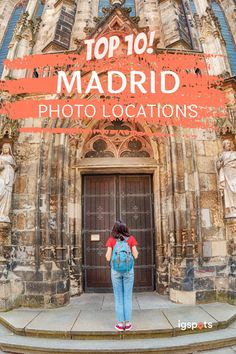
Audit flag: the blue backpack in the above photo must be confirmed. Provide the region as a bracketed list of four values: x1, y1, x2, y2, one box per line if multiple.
[111, 236, 134, 273]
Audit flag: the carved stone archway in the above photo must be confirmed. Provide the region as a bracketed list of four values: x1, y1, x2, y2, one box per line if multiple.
[67, 118, 161, 294]
[63, 118, 201, 298]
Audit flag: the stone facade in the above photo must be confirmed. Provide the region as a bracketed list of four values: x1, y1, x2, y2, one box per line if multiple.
[0, 0, 235, 309]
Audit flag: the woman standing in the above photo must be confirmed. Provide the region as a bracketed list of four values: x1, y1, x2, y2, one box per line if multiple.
[105, 221, 138, 332]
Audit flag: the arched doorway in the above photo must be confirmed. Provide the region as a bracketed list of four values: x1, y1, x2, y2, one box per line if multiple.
[74, 119, 158, 292]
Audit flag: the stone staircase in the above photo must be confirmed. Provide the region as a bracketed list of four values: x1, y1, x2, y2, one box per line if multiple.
[0, 293, 235, 353]
[0, 323, 236, 354]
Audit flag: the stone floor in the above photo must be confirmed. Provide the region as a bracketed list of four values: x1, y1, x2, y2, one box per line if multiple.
[0, 293, 235, 337]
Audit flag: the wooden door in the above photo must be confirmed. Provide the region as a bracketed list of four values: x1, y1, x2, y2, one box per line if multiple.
[82, 174, 155, 292]
[82, 175, 116, 291]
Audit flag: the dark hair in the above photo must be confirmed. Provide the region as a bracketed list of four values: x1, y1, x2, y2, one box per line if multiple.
[111, 220, 130, 241]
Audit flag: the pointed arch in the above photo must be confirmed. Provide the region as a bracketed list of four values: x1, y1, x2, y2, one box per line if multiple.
[0, 1, 27, 77]
[211, 0, 236, 76]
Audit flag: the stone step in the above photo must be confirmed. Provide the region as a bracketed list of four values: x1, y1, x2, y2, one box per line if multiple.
[0, 303, 236, 340]
[0, 322, 236, 354]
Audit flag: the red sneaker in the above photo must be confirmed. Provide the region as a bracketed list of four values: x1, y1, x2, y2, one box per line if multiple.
[125, 323, 133, 331]
[115, 324, 124, 331]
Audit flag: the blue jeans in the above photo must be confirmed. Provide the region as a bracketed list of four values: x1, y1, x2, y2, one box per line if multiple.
[111, 267, 134, 322]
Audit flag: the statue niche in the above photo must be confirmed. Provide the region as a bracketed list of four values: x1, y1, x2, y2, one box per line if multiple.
[0, 143, 17, 223]
[217, 139, 236, 219]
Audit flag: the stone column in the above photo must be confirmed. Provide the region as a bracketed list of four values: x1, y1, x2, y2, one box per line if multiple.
[209, 34, 229, 75]
[13, 37, 34, 79]
[226, 219, 236, 305]
[136, 0, 162, 33]
[196, 8, 230, 76]
[155, 137, 173, 295]
[169, 134, 197, 305]
[193, 0, 208, 15]
[2, 39, 20, 79]
[26, 0, 38, 19]
[158, 0, 192, 49]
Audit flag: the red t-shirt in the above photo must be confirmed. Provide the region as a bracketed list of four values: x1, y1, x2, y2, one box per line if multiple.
[106, 235, 137, 249]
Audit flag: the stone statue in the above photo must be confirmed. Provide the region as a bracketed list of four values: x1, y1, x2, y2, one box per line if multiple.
[217, 139, 236, 218]
[0, 143, 16, 223]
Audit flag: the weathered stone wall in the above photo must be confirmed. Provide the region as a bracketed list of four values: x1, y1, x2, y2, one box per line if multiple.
[70, 0, 99, 50]
[2, 119, 41, 308]
[0, 115, 71, 308]
[0, 0, 235, 309]
[33, 0, 62, 53]
[183, 0, 202, 51]
[158, 0, 192, 49]
[194, 134, 226, 303]
[52, 2, 77, 50]
[136, 0, 164, 46]
[1, 117, 236, 308]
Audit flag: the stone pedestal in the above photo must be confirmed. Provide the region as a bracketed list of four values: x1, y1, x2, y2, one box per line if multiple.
[169, 258, 196, 305]
[0, 223, 23, 310]
[0, 273, 23, 310]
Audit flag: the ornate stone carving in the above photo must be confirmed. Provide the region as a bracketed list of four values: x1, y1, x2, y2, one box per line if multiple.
[9, 11, 29, 48]
[217, 139, 236, 218]
[84, 139, 115, 158]
[216, 107, 236, 136]
[197, 7, 224, 43]
[68, 135, 83, 165]
[212, 205, 224, 227]
[14, 143, 39, 163]
[82, 0, 142, 39]
[0, 116, 19, 141]
[82, 120, 153, 158]
[0, 144, 17, 223]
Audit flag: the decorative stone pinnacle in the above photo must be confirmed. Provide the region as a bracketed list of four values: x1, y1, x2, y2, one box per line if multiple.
[110, 0, 125, 6]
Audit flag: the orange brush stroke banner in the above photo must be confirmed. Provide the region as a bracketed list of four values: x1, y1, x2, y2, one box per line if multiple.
[0, 51, 228, 134]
